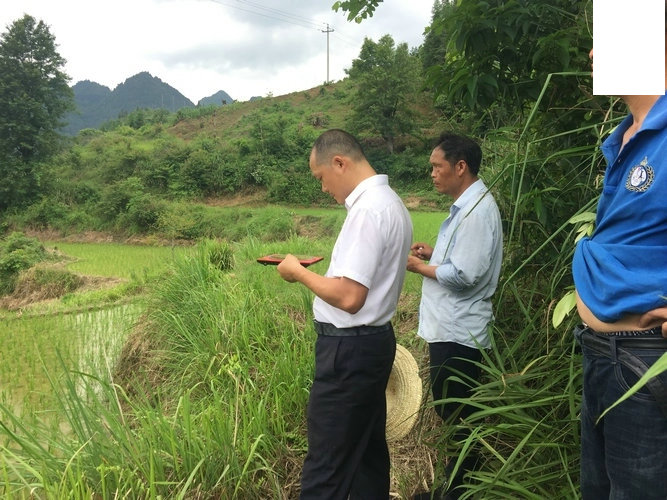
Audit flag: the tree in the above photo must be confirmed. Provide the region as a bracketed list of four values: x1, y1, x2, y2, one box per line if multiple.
[332, 0, 384, 22]
[429, 0, 592, 122]
[419, 0, 455, 73]
[0, 14, 73, 211]
[345, 35, 421, 154]
[335, 0, 593, 131]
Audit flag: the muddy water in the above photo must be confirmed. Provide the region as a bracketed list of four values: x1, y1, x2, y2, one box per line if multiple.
[0, 304, 142, 416]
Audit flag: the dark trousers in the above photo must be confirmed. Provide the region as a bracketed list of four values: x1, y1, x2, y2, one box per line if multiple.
[575, 325, 667, 499]
[299, 327, 396, 500]
[428, 341, 483, 498]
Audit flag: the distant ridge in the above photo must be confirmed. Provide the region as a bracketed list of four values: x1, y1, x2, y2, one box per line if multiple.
[62, 71, 235, 135]
[197, 90, 234, 107]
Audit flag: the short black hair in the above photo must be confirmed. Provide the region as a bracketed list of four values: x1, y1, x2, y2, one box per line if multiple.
[433, 132, 482, 176]
[312, 129, 366, 165]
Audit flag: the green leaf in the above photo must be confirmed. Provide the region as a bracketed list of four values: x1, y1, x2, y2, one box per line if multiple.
[574, 223, 594, 243]
[568, 212, 596, 224]
[553, 290, 577, 328]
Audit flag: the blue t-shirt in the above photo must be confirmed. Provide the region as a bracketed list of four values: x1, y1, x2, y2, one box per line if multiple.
[572, 95, 667, 322]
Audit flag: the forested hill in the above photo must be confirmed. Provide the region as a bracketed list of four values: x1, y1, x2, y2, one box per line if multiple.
[62, 72, 234, 135]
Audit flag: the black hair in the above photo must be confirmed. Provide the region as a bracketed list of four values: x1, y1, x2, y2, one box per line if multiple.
[433, 132, 482, 176]
[312, 129, 366, 165]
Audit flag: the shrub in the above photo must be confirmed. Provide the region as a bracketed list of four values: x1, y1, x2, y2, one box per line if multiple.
[69, 181, 101, 205]
[11, 266, 83, 301]
[0, 232, 48, 294]
[200, 239, 234, 271]
[157, 203, 207, 241]
[266, 168, 329, 205]
[22, 199, 69, 229]
[124, 193, 168, 233]
[97, 177, 144, 223]
[65, 209, 99, 232]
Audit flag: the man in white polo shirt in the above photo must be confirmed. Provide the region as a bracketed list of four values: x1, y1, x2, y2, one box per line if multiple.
[277, 128, 413, 499]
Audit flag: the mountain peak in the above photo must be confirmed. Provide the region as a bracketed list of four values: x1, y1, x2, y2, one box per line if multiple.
[63, 72, 234, 135]
[197, 90, 234, 107]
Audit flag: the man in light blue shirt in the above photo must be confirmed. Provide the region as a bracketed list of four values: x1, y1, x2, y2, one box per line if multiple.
[408, 132, 502, 500]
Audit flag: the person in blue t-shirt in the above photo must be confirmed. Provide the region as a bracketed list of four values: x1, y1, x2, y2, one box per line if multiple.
[571, 45, 667, 498]
[407, 133, 503, 500]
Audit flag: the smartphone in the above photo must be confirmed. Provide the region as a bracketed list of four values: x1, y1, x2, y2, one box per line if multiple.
[256, 254, 324, 267]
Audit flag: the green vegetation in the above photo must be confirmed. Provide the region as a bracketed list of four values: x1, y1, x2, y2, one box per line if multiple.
[0, 202, 585, 498]
[2, 1, 650, 498]
[0, 236, 321, 498]
[0, 233, 50, 295]
[45, 242, 191, 279]
[346, 34, 422, 153]
[0, 14, 73, 211]
[0, 304, 141, 415]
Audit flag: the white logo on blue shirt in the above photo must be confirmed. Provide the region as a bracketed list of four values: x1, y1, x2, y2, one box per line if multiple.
[625, 156, 654, 192]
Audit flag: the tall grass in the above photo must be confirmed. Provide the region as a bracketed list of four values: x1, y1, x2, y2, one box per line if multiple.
[0, 237, 329, 498]
[0, 76, 629, 498]
[414, 78, 623, 498]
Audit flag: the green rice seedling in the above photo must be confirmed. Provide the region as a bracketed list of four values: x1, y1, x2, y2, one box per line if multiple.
[0, 234, 324, 498]
[409, 211, 446, 246]
[0, 305, 141, 419]
[45, 242, 191, 280]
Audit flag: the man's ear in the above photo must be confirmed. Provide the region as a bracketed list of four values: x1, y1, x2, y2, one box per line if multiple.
[457, 160, 469, 176]
[331, 154, 346, 172]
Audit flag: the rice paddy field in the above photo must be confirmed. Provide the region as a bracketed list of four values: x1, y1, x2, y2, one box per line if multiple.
[0, 305, 141, 417]
[45, 241, 192, 279]
[0, 240, 192, 421]
[0, 208, 442, 423]
[0, 206, 586, 499]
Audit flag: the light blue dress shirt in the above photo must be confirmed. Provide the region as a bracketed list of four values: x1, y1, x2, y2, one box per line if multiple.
[418, 179, 503, 348]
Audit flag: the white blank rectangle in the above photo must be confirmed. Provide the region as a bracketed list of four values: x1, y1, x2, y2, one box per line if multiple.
[593, 0, 665, 95]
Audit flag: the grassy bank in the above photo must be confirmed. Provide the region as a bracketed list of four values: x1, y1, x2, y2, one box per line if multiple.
[0, 202, 584, 498]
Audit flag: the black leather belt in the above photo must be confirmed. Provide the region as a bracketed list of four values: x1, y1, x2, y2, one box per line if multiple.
[576, 325, 667, 350]
[313, 320, 392, 337]
[574, 324, 667, 418]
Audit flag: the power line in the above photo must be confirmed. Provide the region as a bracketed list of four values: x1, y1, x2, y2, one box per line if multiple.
[206, 0, 329, 32]
[331, 31, 363, 48]
[236, 0, 325, 30]
[205, 0, 347, 84]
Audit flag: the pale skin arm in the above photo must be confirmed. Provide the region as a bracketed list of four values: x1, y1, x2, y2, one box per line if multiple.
[639, 307, 667, 338]
[276, 254, 368, 314]
[406, 255, 437, 280]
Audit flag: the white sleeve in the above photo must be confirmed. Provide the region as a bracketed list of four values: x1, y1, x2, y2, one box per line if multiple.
[327, 207, 382, 289]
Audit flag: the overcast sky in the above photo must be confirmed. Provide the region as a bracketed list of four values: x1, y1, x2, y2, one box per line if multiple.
[1, 0, 435, 103]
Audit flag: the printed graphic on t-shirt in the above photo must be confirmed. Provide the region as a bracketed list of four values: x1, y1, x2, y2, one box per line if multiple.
[625, 156, 654, 192]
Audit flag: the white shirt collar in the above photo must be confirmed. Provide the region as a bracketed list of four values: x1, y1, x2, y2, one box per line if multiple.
[344, 174, 388, 210]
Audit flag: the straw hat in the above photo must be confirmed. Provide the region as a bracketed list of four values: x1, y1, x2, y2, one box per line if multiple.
[385, 343, 422, 442]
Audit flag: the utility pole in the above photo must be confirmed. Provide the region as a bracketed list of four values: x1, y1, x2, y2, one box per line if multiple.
[321, 23, 334, 83]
